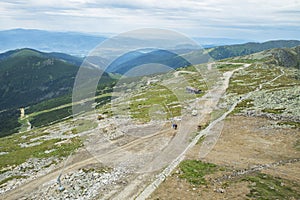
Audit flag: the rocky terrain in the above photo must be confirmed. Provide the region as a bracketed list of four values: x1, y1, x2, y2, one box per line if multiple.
[148, 56, 300, 199]
[0, 47, 299, 200]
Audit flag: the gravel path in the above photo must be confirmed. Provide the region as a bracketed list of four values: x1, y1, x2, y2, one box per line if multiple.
[135, 64, 251, 199]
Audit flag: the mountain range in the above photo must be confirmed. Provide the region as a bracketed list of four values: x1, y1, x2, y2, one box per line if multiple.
[0, 39, 300, 137]
[209, 40, 300, 60]
[104, 40, 300, 74]
[0, 29, 106, 56]
[0, 29, 253, 56]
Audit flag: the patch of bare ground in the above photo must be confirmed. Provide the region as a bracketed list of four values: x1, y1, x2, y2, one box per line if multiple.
[149, 115, 300, 199]
[148, 173, 250, 200]
[202, 115, 299, 168]
[262, 162, 300, 183]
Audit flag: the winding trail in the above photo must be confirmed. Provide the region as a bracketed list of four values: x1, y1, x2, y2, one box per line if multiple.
[19, 108, 32, 132]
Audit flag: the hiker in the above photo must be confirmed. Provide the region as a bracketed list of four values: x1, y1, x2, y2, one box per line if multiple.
[172, 123, 178, 130]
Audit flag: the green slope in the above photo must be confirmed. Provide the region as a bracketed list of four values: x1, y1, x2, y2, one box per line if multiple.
[0, 48, 79, 110]
[0, 48, 115, 137]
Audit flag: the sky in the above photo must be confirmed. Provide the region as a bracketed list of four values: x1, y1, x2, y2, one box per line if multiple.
[0, 0, 299, 41]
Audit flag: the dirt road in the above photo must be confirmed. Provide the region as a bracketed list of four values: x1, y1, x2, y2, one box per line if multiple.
[135, 63, 251, 199]
[2, 126, 174, 200]
[3, 63, 250, 200]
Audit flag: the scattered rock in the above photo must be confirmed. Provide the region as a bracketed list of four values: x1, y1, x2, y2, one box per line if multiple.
[215, 188, 225, 193]
[18, 167, 129, 199]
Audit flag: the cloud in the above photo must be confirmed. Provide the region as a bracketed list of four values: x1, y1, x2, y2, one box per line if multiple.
[0, 0, 299, 40]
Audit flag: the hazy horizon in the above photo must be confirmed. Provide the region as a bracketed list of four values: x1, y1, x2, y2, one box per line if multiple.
[0, 0, 299, 41]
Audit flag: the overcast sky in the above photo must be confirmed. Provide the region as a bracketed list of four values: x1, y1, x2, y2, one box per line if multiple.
[0, 0, 299, 41]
